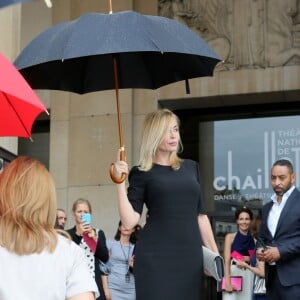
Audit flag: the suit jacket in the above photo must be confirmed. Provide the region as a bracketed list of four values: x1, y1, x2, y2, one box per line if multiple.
[260, 187, 300, 286]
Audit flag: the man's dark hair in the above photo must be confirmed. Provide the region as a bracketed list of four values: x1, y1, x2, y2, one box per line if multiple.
[272, 159, 294, 173]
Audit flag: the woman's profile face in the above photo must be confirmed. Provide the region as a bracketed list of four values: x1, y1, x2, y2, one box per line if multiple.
[236, 212, 252, 232]
[73, 203, 90, 224]
[157, 116, 180, 154]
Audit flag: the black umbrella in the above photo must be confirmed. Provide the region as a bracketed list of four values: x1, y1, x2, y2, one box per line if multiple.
[15, 10, 220, 182]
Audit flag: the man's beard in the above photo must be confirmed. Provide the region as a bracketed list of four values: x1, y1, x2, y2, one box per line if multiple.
[274, 184, 291, 196]
[275, 190, 284, 196]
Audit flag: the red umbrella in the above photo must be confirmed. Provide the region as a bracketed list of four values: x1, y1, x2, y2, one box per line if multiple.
[0, 53, 47, 139]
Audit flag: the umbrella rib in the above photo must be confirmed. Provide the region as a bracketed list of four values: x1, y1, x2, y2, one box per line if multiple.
[2, 92, 31, 138]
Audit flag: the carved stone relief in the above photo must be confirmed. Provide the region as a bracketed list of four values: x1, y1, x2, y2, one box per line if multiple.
[267, 0, 300, 66]
[158, 0, 300, 70]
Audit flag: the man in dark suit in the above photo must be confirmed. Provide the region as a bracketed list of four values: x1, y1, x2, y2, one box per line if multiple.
[257, 159, 300, 300]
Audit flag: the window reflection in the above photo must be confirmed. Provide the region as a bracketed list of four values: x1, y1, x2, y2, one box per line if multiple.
[198, 116, 300, 212]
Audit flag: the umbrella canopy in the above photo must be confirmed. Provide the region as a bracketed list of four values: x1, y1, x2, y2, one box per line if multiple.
[14, 10, 220, 181]
[15, 10, 220, 93]
[0, 53, 47, 138]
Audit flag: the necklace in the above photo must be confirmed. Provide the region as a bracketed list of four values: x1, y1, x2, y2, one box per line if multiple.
[119, 241, 131, 283]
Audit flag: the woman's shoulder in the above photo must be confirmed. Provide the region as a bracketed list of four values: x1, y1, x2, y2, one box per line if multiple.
[56, 235, 81, 254]
[56, 236, 99, 296]
[65, 226, 76, 237]
[57, 235, 97, 263]
[128, 165, 150, 182]
[107, 239, 117, 245]
[180, 159, 199, 174]
[225, 232, 236, 242]
[128, 165, 140, 174]
[181, 159, 198, 167]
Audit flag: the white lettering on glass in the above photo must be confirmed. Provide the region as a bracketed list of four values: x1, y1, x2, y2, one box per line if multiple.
[213, 128, 300, 197]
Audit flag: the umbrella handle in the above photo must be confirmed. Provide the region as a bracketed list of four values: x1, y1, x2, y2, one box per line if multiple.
[109, 148, 126, 184]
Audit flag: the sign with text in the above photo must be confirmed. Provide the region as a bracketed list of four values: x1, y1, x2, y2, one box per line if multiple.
[212, 116, 300, 204]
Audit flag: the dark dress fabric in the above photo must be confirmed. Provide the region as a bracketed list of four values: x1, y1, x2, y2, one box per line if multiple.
[231, 231, 255, 256]
[67, 226, 109, 300]
[127, 159, 205, 300]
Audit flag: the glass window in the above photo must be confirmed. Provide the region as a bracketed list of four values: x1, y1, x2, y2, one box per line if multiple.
[178, 111, 300, 213]
[205, 115, 300, 211]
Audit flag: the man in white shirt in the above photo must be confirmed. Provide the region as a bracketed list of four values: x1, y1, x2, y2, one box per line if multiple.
[257, 159, 300, 300]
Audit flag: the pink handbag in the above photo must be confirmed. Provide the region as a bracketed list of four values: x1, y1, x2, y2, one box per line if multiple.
[222, 276, 243, 291]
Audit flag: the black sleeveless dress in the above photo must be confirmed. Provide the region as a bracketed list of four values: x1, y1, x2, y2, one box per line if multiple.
[127, 159, 205, 300]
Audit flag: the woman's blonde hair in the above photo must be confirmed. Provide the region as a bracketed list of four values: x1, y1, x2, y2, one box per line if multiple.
[138, 109, 183, 171]
[0, 156, 58, 255]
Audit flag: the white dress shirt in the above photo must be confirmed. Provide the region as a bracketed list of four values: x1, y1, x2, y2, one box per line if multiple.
[268, 185, 295, 237]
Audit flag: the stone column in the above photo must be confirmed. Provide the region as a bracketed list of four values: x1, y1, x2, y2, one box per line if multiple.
[0, 5, 22, 154]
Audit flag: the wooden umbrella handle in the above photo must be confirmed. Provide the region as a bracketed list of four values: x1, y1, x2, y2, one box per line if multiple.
[109, 148, 126, 183]
[110, 56, 126, 183]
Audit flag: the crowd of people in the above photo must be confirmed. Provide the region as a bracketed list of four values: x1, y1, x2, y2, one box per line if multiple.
[0, 109, 299, 300]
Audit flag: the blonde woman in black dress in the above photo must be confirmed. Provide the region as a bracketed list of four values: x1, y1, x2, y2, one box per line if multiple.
[112, 109, 219, 300]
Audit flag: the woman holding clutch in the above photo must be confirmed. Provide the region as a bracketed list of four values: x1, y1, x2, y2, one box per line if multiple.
[234, 215, 266, 300]
[223, 206, 255, 300]
[112, 109, 219, 300]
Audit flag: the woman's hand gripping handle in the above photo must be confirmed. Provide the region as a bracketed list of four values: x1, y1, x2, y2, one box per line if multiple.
[110, 147, 128, 184]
